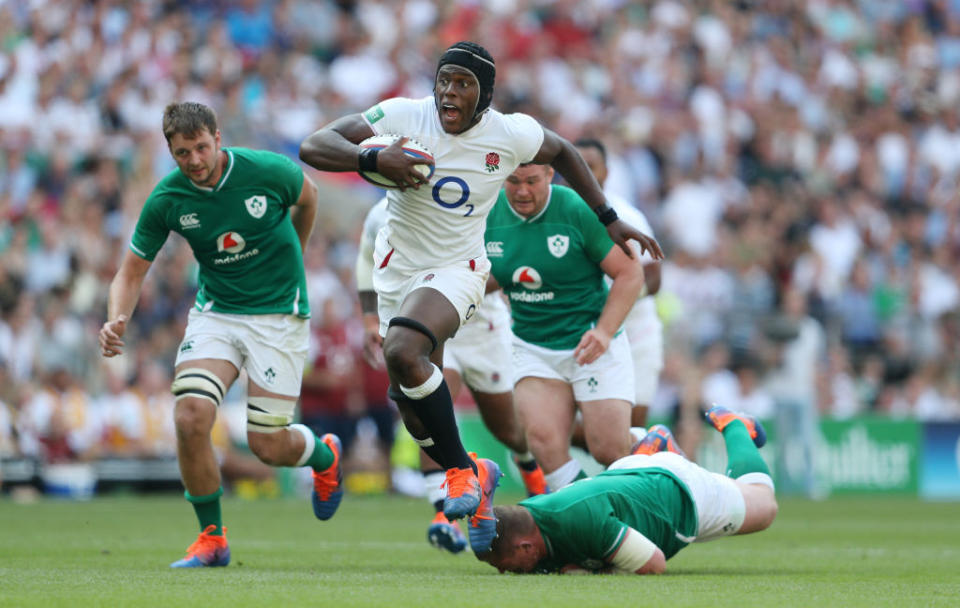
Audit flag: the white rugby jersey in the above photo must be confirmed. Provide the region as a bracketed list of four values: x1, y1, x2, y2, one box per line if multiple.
[362, 96, 544, 269]
[356, 196, 508, 329]
[606, 192, 662, 342]
[356, 197, 389, 291]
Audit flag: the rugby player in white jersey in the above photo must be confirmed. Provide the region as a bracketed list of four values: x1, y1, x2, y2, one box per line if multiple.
[575, 138, 664, 433]
[300, 41, 662, 553]
[356, 198, 548, 554]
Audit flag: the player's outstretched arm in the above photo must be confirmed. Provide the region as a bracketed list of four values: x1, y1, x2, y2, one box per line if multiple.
[299, 116, 429, 190]
[532, 129, 663, 260]
[100, 250, 152, 357]
[299, 114, 375, 172]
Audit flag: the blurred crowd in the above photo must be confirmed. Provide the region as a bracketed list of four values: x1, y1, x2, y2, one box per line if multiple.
[3, 0, 960, 470]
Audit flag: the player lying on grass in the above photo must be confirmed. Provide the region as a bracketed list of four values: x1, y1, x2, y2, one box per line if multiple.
[474, 406, 778, 574]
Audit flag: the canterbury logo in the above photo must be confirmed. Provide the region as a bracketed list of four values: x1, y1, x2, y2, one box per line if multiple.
[179, 213, 200, 229]
[486, 241, 504, 256]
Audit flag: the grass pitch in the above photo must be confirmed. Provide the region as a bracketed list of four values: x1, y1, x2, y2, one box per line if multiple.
[0, 493, 957, 607]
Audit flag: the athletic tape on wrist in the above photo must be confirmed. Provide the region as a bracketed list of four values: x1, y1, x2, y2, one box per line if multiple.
[359, 147, 379, 172]
[596, 205, 619, 226]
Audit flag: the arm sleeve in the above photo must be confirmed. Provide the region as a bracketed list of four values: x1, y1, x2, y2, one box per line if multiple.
[361, 97, 419, 136]
[558, 500, 630, 564]
[266, 152, 305, 208]
[503, 113, 545, 163]
[129, 194, 170, 262]
[608, 527, 658, 572]
[575, 201, 616, 264]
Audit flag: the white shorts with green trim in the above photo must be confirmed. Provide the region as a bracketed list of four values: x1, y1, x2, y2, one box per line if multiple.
[512, 332, 635, 403]
[609, 452, 746, 542]
[175, 309, 308, 397]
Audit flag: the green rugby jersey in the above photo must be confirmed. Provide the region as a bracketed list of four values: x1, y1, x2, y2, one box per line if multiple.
[520, 468, 698, 572]
[130, 147, 309, 317]
[486, 185, 614, 349]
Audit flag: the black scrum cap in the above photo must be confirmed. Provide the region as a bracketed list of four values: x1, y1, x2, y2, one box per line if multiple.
[437, 41, 496, 117]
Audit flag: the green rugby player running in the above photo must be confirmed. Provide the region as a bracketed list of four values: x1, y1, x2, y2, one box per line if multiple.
[478, 407, 778, 574]
[98, 102, 344, 568]
[485, 163, 647, 490]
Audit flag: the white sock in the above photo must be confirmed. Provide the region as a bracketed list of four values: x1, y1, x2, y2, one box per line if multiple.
[736, 472, 775, 491]
[290, 423, 316, 468]
[544, 459, 583, 490]
[423, 470, 446, 506]
[630, 427, 648, 444]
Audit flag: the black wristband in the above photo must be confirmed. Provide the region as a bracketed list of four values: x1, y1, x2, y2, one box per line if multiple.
[596, 205, 618, 226]
[358, 147, 379, 172]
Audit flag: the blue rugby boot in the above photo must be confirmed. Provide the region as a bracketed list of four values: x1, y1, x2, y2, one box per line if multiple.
[170, 525, 230, 568]
[468, 455, 502, 555]
[312, 433, 344, 520]
[427, 511, 467, 554]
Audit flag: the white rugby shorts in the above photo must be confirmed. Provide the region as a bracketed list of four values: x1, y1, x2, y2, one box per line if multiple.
[443, 301, 513, 394]
[373, 230, 489, 338]
[622, 307, 664, 406]
[175, 309, 309, 397]
[512, 332, 635, 403]
[609, 452, 746, 541]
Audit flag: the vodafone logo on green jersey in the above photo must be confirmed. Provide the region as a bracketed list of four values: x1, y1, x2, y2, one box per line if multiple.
[217, 231, 246, 253]
[214, 231, 260, 265]
[510, 266, 555, 302]
[512, 266, 543, 290]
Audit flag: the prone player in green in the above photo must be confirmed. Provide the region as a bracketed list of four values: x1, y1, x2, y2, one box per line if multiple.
[98, 102, 344, 568]
[477, 407, 778, 574]
[485, 163, 646, 490]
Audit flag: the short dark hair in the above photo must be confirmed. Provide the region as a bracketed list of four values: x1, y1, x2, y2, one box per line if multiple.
[162, 102, 218, 143]
[485, 505, 538, 559]
[574, 137, 607, 162]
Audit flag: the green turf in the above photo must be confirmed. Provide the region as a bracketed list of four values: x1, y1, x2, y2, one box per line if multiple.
[0, 493, 957, 607]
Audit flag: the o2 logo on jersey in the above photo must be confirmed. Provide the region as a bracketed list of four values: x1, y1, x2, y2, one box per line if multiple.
[512, 266, 543, 290]
[217, 231, 246, 253]
[432, 177, 474, 216]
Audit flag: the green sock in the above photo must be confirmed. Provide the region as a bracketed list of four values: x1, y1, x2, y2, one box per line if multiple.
[185, 488, 224, 536]
[722, 420, 770, 479]
[305, 433, 335, 472]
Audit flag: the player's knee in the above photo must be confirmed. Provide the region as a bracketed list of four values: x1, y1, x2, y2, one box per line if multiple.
[591, 446, 624, 467]
[524, 422, 562, 451]
[383, 339, 430, 384]
[759, 496, 779, 530]
[173, 398, 216, 438]
[588, 436, 631, 466]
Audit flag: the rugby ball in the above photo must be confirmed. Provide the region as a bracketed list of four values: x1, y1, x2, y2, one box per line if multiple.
[358, 134, 435, 189]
